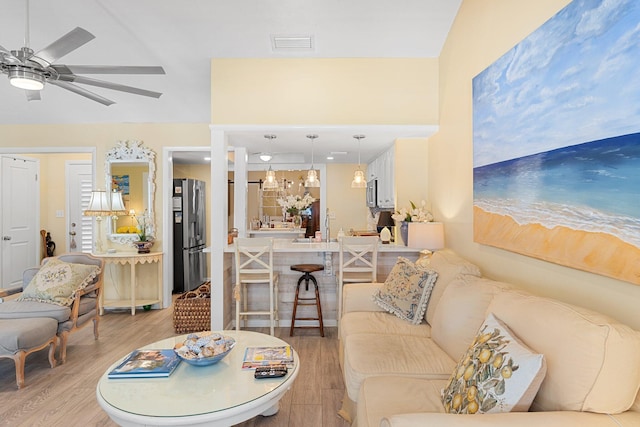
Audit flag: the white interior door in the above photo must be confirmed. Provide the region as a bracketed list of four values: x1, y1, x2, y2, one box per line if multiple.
[66, 161, 93, 253]
[1, 155, 39, 289]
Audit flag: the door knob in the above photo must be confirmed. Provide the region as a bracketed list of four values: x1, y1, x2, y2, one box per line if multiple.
[3, 236, 11, 241]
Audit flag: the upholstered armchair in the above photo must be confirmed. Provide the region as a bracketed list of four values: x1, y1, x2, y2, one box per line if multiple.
[0, 253, 104, 363]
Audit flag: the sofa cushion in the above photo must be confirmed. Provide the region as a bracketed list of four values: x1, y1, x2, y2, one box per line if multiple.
[18, 258, 100, 306]
[488, 290, 640, 414]
[418, 249, 482, 325]
[0, 300, 71, 322]
[357, 376, 448, 427]
[343, 333, 456, 401]
[431, 276, 511, 361]
[441, 313, 546, 414]
[0, 317, 58, 353]
[373, 257, 438, 325]
[340, 311, 432, 342]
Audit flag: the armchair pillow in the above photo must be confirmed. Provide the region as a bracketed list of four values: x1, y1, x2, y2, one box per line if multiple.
[441, 313, 546, 414]
[373, 257, 438, 325]
[18, 258, 101, 307]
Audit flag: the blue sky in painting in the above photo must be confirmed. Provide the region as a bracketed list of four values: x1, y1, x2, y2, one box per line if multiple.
[473, 0, 640, 167]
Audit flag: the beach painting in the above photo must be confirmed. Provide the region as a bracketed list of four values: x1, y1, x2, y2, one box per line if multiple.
[472, 0, 640, 285]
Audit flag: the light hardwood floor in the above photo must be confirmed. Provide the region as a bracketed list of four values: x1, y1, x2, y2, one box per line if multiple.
[0, 303, 350, 427]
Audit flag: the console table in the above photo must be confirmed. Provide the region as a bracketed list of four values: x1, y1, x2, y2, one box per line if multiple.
[94, 252, 163, 315]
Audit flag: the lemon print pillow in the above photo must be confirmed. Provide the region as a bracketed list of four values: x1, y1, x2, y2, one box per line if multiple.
[441, 313, 546, 413]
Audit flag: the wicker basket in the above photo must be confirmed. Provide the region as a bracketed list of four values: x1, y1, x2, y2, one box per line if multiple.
[173, 283, 211, 334]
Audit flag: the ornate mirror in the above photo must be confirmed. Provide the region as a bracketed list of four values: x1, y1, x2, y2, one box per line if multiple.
[105, 140, 156, 244]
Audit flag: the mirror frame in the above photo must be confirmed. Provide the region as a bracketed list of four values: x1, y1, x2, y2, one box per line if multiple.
[105, 140, 156, 244]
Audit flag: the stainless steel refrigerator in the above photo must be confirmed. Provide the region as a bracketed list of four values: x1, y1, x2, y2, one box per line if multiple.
[172, 178, 206, 293]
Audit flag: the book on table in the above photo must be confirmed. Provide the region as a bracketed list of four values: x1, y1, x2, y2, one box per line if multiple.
[108, 349, 181, 379]
[242, 345, 294, 369]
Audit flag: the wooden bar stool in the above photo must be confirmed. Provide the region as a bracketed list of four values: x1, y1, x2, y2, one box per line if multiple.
[289, 264, 324, 337]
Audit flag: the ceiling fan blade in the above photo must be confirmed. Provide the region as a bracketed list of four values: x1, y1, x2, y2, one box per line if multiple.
[26, 90, 41, 101]
[49, 80, 114, 106]
[57, 74, 162, 98]
[0, 45, 22, 64]
[53, 64, 165, 75]
[30, 27, 95, 67]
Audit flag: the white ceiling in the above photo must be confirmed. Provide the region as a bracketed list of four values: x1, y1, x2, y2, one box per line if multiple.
[0, 0, 461, 164]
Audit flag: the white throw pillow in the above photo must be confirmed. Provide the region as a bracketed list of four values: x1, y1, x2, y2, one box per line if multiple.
[441, 313, 546, 414]
[373, 257, 438, 325]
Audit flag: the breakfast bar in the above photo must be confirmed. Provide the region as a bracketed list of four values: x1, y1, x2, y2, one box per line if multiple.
[222, 238, 420, 328]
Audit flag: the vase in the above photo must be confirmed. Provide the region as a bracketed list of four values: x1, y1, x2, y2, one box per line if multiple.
[293, 215, 302, 228]
[133, 240, 154, 254]
[400, 221, 409, 246]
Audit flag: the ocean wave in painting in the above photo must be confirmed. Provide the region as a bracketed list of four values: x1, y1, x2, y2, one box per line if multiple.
[474, 132, 640, 248]
[474, 198, 640, 249]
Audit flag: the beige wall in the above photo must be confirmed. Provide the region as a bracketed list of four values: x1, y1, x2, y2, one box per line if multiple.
[211, 58, 438, 125]
[0, 123, 211, 253]
[432, 0, 640, 329]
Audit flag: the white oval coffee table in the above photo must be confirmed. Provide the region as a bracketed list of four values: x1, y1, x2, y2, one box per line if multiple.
[96, 330, 299, 426]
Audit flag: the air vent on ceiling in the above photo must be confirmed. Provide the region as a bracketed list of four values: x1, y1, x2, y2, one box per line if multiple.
[271, 35, 314, 51]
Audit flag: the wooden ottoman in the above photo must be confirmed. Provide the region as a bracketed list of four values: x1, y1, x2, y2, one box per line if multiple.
[0, 317, 57, 389]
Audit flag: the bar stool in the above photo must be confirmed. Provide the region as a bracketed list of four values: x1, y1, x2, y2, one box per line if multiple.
[289, 264, 324, 337]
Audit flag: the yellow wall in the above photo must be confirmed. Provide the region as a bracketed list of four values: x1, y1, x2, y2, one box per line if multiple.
[432, 0, 640, 329]
[20, 152, 92, 257]
[0, 123, 211, 252]
[211, 58, 438, 125]
[325, 163, 370, 235]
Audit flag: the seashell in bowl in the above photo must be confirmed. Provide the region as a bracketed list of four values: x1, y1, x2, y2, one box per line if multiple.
[173, 332, 236, 366]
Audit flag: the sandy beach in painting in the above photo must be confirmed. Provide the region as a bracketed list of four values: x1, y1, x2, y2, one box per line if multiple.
[473, 206, 640, 285]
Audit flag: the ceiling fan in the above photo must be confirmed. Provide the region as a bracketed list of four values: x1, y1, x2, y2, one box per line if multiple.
[0, 1, 165, 106]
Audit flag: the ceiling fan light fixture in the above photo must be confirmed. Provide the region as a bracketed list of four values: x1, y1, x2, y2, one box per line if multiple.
[260, 153, 273, 162]
[8, 68, 45, 90]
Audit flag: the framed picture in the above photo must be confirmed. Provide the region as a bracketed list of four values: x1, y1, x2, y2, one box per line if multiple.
[112, 174, 130, 195]
[472, 0, 640, 285]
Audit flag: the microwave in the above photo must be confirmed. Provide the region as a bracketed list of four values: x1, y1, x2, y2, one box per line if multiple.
[366, 179, 377, 208]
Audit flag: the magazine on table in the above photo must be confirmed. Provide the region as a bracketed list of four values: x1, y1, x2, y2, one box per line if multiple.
[108, 349, 181, 379]
[242, 345, 294, 369]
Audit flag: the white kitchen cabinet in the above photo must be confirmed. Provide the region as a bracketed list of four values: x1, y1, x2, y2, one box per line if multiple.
[367, 145, 395, 209]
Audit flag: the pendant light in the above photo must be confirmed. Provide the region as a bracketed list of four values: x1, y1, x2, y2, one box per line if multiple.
[262, 135, 279, 191]
[351, 134, 367, 188]
[304, 134, 320, 187]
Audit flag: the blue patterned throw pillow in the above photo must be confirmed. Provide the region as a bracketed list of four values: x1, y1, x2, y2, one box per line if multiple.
[373, 256, 438, 325]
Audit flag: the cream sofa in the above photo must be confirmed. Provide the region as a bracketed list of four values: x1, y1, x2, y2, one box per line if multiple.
[339, 249, 640, 426]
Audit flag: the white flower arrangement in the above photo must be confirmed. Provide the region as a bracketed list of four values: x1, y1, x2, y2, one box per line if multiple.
[277, 194, 316, 215]
[391, 200, 434, 223]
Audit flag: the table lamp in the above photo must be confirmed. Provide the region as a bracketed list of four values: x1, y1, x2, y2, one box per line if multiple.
[83, 190, 111, 253]
[408, 222, 445, 259]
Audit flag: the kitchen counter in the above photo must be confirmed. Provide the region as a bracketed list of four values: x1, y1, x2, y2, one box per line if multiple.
[218, 237, 420, 328]
[221, 238, 419, 253]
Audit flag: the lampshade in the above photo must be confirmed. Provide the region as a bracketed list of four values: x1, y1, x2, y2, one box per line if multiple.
[110, 190, 127, 215]
[304, 168, 320, 187]
[351, 135, 367, 188]
[351, 169, 366, 188]
[83, 190, 111, 216]
[263, 167, 279, 190]
[408, 222, 445, 250]
[259, 153, 273, 162]
[305, 134, 320, 187]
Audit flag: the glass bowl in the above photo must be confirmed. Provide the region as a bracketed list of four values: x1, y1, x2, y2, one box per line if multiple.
[174, 335, 236, 366]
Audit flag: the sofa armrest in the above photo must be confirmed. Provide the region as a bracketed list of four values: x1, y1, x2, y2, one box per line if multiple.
[342, 283, 385, 314]
[380, 411, 636, 427]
